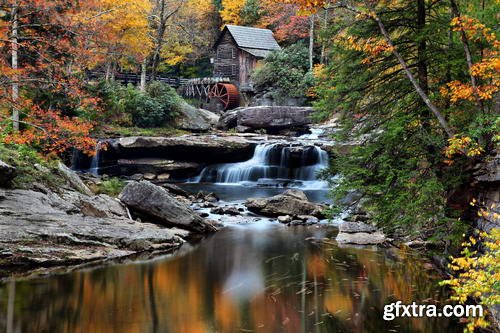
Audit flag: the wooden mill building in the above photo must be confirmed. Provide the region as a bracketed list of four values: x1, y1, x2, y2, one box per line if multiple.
[213, 25, 281, 87]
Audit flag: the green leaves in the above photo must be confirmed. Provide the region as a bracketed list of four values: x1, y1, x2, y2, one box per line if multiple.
[94, 80, 183, 128]
[252, 42, 314, 101]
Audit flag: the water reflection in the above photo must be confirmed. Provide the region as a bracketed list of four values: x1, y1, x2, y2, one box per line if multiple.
[0, 224, 458, 333]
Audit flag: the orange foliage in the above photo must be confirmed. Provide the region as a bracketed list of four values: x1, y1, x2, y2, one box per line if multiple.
[335, 30, 394, 64]
[5, 105, 96, 157]
[0, 0, 101, 156]
[440, 16, 499, 104]
[257, 0, 310, 43]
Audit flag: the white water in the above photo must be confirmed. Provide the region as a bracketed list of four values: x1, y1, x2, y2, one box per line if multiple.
[89, 141, 103, 176]
[298, 128, 324, 140]
[192, 143, 329, 189]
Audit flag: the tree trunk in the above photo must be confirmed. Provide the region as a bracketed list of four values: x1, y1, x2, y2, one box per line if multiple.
[374, 17, 454, 138]
[140, 58, 147, 92]
[417, 0, 428, 94]
[320, 8, 329, 65]
[150, 0, 184, 80]
[105, 62, 112, 81]
[151, 0, 167, 81]
[309, 14, 315, 71]
[11, 0, 19, 132]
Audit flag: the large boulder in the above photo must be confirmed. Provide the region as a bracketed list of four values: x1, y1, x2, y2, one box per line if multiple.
[336, 222, 386, 245]
[0, 160, 16, 187]
[216, 110, 238, 130]
[245, 189, 325, 218]
[175, 102, 219, 132]
[237, 106, 313, 130]
[216, 106, 313, 131]
[119, 181, 216, 233]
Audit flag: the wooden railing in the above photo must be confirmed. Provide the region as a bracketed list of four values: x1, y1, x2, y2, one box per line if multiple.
[88, 71, 189, 88]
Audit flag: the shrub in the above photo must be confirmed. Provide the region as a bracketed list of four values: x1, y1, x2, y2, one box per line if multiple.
[97, 178, 125, 197]
[93, 80, 183, 128]
[252, 42, 314, 102]
[440, 223, 500, 332]
[146, 81, 183, 119]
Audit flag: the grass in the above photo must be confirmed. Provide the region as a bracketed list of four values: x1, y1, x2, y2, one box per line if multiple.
[94, 178, 126, 197]
[0, 143, 63, 190]
[99, 125, 189, 137]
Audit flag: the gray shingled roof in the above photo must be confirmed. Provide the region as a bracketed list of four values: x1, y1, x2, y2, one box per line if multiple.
[225, 25, 281, 51]
[240, 48, 274, 58]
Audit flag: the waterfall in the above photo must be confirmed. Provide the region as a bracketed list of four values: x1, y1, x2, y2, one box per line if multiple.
[193, 143, 329, 189]
[89, 141, 103, 175]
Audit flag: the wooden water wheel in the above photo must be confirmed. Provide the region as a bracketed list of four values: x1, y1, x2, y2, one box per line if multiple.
[208, 83, 239, 110]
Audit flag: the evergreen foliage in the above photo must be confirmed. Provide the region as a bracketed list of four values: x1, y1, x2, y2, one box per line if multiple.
[312, 0, 498, 243]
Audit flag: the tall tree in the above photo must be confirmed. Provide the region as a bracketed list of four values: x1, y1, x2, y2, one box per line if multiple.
[0, 0, 101, 155]
[283, 0, 498, 241]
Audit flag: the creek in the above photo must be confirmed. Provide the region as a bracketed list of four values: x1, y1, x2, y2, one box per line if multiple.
[0, 134, 460, 332]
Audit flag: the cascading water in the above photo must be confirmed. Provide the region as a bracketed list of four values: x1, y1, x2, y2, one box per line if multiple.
[193, 143, 329, 189]
[89, 141, 104, 175]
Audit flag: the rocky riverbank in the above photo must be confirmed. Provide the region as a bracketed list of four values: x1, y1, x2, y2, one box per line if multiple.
[0, 159, 218, 277]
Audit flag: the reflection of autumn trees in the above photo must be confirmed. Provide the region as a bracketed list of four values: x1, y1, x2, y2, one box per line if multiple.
[0, 227, 456, 333]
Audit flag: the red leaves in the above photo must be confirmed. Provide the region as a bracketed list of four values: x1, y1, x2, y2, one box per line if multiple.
[1, 0, 100, 157]
[5, 105, 96, 157]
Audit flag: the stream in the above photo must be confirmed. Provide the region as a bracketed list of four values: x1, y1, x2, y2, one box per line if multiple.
[0, 136, 460, 332]
[0, 223, 458, 332]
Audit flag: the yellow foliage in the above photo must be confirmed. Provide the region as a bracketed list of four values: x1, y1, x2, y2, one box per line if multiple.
[80, 0, 153, 67]
[220, 0, 246, 25]
[441, 224, 500, 332]
[161, 42, 193, 66]
[334, 30, 393, 64]
[444, 136, 484, 159]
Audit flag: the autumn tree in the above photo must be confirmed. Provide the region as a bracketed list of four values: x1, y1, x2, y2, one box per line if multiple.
[257, 0, 309, 44]
[147, 0, 218, 80]
[220, 0, 246, 25]
[0, 0, 102, 156]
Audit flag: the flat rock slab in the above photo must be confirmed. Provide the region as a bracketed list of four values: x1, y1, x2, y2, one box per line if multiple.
[117, 158, 201, 175]
[119, 181, 217, 233]
[0, 189, 186, 270]
[336, 231, 386, 245]
[236, 106, 313, 130]
[116, 135, 253, 151]
[245, 189, 325, 218]
[113, 135, 256, 164]
[0, 213, 185, 268]
[339, 222, 377, 233]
